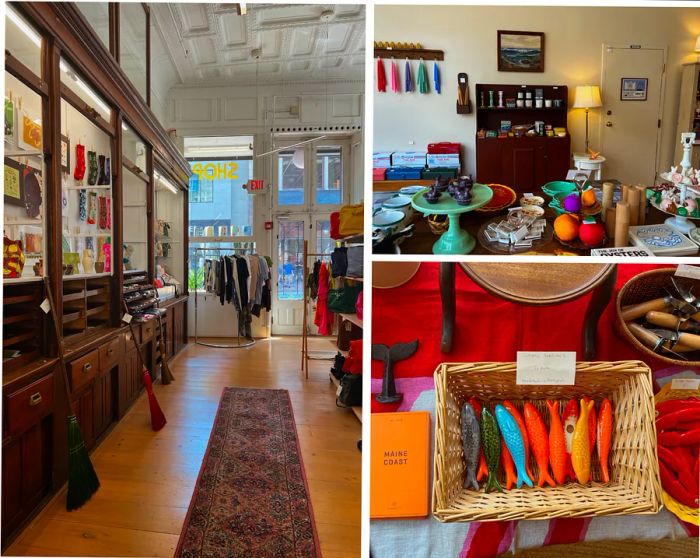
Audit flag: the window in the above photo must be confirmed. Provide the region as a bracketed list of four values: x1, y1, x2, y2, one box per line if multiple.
[188, 174, 213, 203]
[316, 219, 333, 255]
[120, 3, 148, 101]
[277, 149, 305, 206]
[315, 146, 343, 205]
[5, 6, 43, 77]
[76, 3, 110, 52]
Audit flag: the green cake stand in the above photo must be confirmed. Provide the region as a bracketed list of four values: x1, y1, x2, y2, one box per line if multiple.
[411, 184, 493, 254]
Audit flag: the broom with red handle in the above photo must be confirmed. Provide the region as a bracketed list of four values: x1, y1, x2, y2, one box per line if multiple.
[43, 277, 100, 510]
[123, 302, 167, 431]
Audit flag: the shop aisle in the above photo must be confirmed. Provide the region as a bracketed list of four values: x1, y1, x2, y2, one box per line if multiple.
[5, 337, 361, 558]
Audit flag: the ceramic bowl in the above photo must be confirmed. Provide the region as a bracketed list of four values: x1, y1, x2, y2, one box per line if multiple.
[521, 204, 545, 218]
[381, 195, 414, 220]
[372, 209, 406, 233]
[519, 195, 545, 207]
[399, 185, 426, 196]
[542, 181, 577, 198]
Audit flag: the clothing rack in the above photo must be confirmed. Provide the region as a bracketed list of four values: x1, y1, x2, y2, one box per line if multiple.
[193, 244, 260, 349]
[301, 239, 335, 379]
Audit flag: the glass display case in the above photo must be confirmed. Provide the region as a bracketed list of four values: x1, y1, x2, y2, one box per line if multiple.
[154, 169, 185, 295]
[122, 123, 149, 273]
[60, 57, 114, 277]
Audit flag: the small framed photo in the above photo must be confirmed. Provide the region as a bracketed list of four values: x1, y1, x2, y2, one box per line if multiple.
[497, 31, 545, 72]
[60, 134, 70, 173]
[620, 78, 648, 101]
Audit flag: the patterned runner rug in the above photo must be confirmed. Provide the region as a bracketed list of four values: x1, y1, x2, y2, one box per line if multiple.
[175, 388, 321, 557]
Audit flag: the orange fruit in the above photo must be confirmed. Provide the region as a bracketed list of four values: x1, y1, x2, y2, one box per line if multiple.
[554, 213, 580, 242]
[581, 188, 597, 207]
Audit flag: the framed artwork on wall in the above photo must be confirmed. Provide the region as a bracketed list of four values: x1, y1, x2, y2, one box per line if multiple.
[620, 78, 648, 101]
[60, 134, 71, 173]
[497, 30, 545, 72]
[4, 158, 24, 207]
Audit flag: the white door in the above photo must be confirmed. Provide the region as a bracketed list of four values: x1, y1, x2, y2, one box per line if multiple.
[271, 137, 350, 335]
[600, 45, 665, 185]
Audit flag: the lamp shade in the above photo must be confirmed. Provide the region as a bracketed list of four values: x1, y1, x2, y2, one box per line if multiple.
[695, 35, 700, 52]
[573, 85, 603, 109]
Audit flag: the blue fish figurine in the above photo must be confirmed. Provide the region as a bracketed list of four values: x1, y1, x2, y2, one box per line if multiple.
[495, 404, 534, 488]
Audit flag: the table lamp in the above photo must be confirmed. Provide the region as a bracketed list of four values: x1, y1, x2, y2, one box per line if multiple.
[573, 85, 603, 153]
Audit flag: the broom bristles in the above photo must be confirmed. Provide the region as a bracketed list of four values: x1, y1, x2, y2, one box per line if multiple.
[142, 367, 167, 431]
[161, 360, 175, 384]
[66, 415, 100, 511]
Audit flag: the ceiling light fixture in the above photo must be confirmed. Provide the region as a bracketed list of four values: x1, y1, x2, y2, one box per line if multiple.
[6, 6, 41, 47]
[154, 170, 179, 194]
[59, 59, 111, 116]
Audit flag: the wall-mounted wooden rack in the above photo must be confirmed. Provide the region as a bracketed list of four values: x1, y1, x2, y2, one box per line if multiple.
[374, 48, 444, 61]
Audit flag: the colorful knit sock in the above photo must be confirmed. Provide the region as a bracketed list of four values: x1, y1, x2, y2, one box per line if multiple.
[87, 151, 98, 185]
[87, 191, 97, 225]
[74, 144, 86, 182]
[79, 189, 87, 221]
[98, 155, 109, 185]
[98, 196, 107, 230]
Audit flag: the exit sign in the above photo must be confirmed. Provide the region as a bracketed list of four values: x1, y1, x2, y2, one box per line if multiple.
[245, 179, 267, 194]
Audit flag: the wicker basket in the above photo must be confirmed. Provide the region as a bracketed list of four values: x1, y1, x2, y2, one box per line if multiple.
[428, 214, 449, 235]
[433, 361, 662, 522]
[615, 267, 700, 367]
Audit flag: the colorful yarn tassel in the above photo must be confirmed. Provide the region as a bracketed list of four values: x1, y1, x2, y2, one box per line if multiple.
[377, 58, 387, 93]
[434, 61, 441, 94]
[417, 60, 429, 94]
[405, 60, 413, 92]
[391, 60, 399, 93]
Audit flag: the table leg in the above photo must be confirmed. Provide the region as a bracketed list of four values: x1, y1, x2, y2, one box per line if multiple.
[582, 265, 617, 360]
[434, 213, 475, 255]
[440, 262, 455, 353]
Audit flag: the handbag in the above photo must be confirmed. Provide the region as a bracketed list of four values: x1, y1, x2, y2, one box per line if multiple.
[330, 212, 341, 239]
[330, 352, 346, 381]
[339, 204, 364, 237]
[337, 317, 362, 351]
[343, 339, 362, 375]
[330, 246, 348, 277]
[346, 245, 363, 278]
[327, 281, 363, 314]
[336, 373, 362, 408]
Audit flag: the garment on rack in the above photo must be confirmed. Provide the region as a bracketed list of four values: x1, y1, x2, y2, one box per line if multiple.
[308, 260, 321, 300]
[314, 262, 333, 335]
[235, 256, 249, 307]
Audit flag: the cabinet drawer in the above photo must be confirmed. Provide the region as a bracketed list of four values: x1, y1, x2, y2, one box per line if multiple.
[141, 320, 155, 343]
[6, 374, 54, 438]
[99, 336, 122, 372]
[69, 350, 98, 393]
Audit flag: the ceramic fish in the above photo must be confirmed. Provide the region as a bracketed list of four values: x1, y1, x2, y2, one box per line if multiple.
[469, 398, 489, 481]
[495, 404, 533, 488]
[546, 400, 568, 485]
[480, 407, 503, 493]
[583, 396, 597, 456]
[461, 402, 481, 490]
[503, 400, 533, 483]
[597, 398, 613, 483]
[500, 438, 517, 490]
[562, 399, 579, 482]
[524, 403, 556, 487]
[572, 399, 595, 484]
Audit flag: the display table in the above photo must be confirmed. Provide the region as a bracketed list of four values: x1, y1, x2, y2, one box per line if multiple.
[573, 153, 606, 180]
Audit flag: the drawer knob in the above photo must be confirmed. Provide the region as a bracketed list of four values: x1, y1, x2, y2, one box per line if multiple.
[83, 362, 92, 372]
[29, 392, 42, 406]
[108, 348, 114, 355]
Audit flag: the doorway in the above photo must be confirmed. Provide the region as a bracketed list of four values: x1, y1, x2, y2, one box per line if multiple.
[271, 137, 350, 335]
[600, 44, 666, 185]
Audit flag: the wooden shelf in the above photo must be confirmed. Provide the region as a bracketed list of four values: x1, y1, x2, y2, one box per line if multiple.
[4, 331, 36, 347]
[62, 290, 85, 302]
[86, 305, 108, 317]
[62, 311, 83, 325]
[374, 47, 444, 61]
[85, 287, 108, 298]
[3, 314, 36, 326]
[339, 313, 363, 329]
[4, 294, 36, 305]
[373, 179, 432, 192]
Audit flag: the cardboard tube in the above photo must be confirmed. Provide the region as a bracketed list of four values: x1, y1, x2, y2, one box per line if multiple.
[636, 185, 648, 225]
[627, 187, 640, 226]
[615, 201, 630, 247]
[605, 207, 617, 238]
[621, 184, 631, 203]
[602, 182, 615, 222]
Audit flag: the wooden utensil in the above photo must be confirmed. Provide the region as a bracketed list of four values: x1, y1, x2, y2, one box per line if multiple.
[627, 323, 695, 354]
[621, 297, 672, 321]
[645, 311, 700, 332]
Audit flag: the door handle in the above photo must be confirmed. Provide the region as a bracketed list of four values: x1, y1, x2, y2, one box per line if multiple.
[606, 121, 613, 127]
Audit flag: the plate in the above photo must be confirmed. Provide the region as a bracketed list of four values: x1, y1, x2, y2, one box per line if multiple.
[650, 196, 700, 221]
[475, 184, 516, 213]
[399, 185, 426, 196]
[688, 227, 700, 246]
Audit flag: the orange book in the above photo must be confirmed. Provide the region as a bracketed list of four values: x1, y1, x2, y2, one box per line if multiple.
[370, 411, 430, 519]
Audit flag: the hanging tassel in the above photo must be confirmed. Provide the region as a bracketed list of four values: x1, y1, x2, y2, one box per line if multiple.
[377, 58, 387, 93]
[434, 61, 441, 94]
[391, 60, 399, 93]
[405, 59, 413, 92]
[417, 59, 429, 94]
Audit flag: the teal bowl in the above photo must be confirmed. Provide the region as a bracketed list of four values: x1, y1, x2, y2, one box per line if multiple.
[548, 198, 567, 216]
[542, 181, 577, 198]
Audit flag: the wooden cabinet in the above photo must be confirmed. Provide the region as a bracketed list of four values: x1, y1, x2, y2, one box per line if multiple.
[172, 301, 185, 356]
[2, 370, 55, 542]
[118, 330, 143, 418]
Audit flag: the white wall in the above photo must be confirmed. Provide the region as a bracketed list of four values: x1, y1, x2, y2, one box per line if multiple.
[167, 80, 364, 337]
[374, 5, 700, 175]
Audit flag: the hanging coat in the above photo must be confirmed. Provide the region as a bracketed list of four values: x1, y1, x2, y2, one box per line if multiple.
[314, 262, 333, 336]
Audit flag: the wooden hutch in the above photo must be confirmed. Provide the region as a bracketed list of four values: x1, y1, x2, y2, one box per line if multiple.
[3, 2, 189, 546]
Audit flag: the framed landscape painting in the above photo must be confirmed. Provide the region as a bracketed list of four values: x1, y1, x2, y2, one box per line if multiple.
[498, 30, 545, 72]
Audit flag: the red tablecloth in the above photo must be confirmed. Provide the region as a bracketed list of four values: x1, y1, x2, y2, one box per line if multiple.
[371, 262, 675, 380]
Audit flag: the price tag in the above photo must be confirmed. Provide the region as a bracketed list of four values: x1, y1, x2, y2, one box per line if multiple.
[670, 378, 700, 391]
[675, 264, 700, 280]
[40, 298, 51, 314]
[516, 351, 576, 385]
[122, 313, 133, 324]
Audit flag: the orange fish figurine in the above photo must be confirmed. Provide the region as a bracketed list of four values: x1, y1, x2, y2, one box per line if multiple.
[503, 400, 534, 483]
[523, 402, 556, 487]
[501, 438, 517, 490]
[469, 398, 489, 482]
[546, 400, 568, 485]
[562, 399, 579, 482]
[597, 398, 613, 483]
[572, 398, 595, 484]
[583, 396, 597, 457]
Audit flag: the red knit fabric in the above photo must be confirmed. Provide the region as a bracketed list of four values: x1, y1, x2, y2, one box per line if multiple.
[371, 263, 675, 379]
[376, 58, 387, 93]
[314, 262, 333, 335]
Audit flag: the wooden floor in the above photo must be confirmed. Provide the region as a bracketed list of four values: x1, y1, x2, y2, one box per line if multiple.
[5, 336, 362, 558]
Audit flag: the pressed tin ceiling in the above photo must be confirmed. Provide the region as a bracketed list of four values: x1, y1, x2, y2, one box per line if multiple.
[150, 3, 365, 86]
